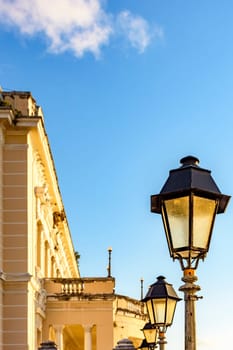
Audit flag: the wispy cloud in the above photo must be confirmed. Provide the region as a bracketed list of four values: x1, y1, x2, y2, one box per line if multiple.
[0, 0, 163, 58]
[116, 11, 163, 54]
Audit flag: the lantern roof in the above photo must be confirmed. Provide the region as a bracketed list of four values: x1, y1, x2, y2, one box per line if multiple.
[142, 322, 155, 331]
[113, 338, 136, 350]
[142, 276, 181, 302]
[151, 156, 230, 214]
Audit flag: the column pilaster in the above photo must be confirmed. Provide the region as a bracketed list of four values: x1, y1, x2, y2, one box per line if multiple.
[83, 325, 92, 350]
[53, 325, 64, 350]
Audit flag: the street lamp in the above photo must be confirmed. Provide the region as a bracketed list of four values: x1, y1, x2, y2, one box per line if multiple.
[141, 322, 158, 349]
[107, 247, 112, 277]
[142, 276, 180, 350]
[150, 156, 230, 350]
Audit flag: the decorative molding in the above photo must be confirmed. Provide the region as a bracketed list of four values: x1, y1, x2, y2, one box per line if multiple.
[53, 211, 66, 228]
[35, 186, 46, 200]
[35, 185, 50, 204]
[34, 151, 47, 187]
[0, 109, 15, 125]
[0, 271, 32, 282]
[15, 117, 40, 127]
[3, 143, 28, 150]
[36, 288, 47, 315]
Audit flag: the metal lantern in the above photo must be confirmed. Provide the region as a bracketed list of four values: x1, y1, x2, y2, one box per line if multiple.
[142, 322, 158, 346]
[151, 156, 230, 269]
[142, 276, 180, 329]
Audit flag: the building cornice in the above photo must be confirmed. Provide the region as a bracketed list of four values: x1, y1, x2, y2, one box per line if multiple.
[14, 116, 41, 127]
[0, 108, 15, 125]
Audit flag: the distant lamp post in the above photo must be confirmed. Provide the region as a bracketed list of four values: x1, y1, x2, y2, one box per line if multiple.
[142, 276, 180, 350]
[140, 278, 144, 300]
[141, 322, 158, 349]
[107, 247, 112, 277]
[151, 156, 230, 350]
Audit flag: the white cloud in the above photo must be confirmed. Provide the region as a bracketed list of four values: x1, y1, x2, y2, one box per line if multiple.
[116, 11, 153, 54]
[0, 0, 163, 58]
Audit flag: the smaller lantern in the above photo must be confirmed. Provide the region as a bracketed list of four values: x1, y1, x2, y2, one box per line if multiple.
[142, 322, 158, 346]
[142, 276, 180, 329]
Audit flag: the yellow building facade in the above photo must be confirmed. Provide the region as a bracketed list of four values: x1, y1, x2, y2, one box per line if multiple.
[0, 90, 146, 350]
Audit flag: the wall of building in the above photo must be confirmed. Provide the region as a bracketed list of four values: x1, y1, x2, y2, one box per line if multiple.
[0, 93, 79, 349]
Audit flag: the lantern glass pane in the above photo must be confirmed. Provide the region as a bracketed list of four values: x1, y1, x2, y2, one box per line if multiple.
[193, 196, 217, 250]
[146, 300, 155, 325]
[165, 299, 177, 325]
[164, 196, 189, 249]
[152, 298, 166, 324]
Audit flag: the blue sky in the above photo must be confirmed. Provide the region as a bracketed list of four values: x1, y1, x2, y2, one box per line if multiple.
[0, 1, 233, 349]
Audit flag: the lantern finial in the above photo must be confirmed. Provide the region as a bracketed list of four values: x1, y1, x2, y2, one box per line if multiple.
[180, 156, 199, 167]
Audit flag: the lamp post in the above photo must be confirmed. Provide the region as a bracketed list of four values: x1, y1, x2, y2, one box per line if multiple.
[150, 156, 230, 350]
[142, 276, 180, 350]
[107, 247, 112, 277]
[140, 278, 144, 300]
